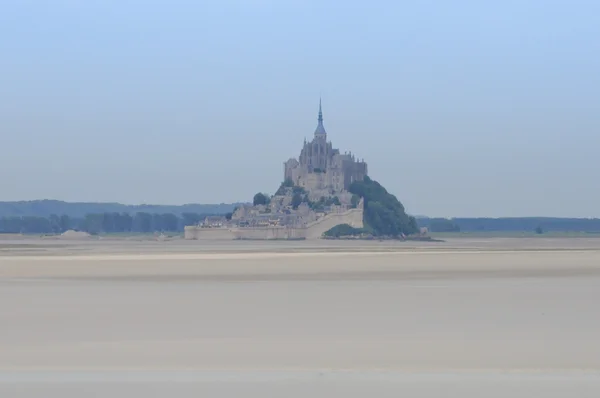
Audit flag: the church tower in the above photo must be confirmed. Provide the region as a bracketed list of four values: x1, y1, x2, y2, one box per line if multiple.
[283, 98, 368, 196]
[312, 98, 328, 171]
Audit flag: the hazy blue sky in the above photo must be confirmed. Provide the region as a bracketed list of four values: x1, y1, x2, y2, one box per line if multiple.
[1, 0, 599, 217]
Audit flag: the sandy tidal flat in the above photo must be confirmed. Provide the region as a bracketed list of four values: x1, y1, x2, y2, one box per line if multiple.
[1, 238, 600, 396]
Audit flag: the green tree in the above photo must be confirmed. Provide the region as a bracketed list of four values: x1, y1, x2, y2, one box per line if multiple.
[102, 213, 116, 233]
[23, 217, 52, 233]
[59, 214, 71, 232]
[275, 179, 294, 195]
[291, 192, 303, 210]
[116, 212, 133, 232]
[0, 217, 22, 233]
[292, 186, 306, 195]
[253, 192, 269, 206]
[133, 212, 153, 233]
[323, 224, 364, 237]
[535, 226, 544, 234]
[350, 194, 360, 208]
[408, 216, 418, 233]
[160, 213, 179, 231]
[84, 214, 104, 234]
[48, 214, 61, 233]
[182, 212, 203, 226]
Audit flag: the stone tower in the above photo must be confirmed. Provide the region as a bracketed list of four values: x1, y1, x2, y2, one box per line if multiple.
[310, 98, 330, 172]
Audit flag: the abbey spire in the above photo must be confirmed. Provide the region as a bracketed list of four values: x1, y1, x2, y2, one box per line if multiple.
[314, 97, 327, 137]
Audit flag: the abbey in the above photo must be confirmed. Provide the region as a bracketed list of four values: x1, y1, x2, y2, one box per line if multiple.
[283, 100, 368, 201]
[185, 99, 367, 240]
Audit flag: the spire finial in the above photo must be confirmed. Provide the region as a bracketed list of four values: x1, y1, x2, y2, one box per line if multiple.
[318, 97, 323, 123]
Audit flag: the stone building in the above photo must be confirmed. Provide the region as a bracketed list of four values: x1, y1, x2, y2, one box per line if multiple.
[283, 100, 368, 201]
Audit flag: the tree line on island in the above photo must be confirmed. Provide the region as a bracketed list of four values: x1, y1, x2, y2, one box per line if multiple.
[324, 176, 419, 238]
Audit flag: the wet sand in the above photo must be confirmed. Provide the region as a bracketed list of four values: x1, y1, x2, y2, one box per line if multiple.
[1, 238, 600, 396]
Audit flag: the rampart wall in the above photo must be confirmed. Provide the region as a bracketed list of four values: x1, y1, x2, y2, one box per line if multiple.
[304, 207, 363, 239]
[184, 207, 363, 241]
[183, 226, 235, 240]
[231, 226, 306, 240]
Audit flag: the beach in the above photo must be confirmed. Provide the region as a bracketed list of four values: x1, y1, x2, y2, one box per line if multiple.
[1, 238, 599, 396]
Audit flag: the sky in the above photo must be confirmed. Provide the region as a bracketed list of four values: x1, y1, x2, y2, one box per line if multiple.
[1, 0, 599, 217]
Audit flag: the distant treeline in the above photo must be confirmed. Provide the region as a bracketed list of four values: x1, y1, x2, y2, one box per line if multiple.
[0, 212, 218, 234]
[3, 200, 599, 235]
[0, 200, 243, 218]
[418, 217, 600, 233]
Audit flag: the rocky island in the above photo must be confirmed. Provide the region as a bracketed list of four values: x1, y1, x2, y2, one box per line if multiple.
[185, 101, 418, 240]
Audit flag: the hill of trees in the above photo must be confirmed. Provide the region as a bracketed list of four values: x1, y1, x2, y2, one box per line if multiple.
[0, 200, 243, 218]
[347, 176, 419, 237]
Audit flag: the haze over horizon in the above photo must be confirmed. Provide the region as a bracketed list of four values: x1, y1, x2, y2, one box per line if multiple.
[2, 1, 599, 218]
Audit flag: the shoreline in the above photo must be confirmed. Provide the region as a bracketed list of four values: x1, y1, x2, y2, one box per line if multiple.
[3, 247, 600, 261]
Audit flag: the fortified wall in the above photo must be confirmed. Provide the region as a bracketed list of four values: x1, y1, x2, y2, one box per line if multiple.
[303, 205, 364, 239]
[183, 226, 235, 240]
[184, 202, 364, 240]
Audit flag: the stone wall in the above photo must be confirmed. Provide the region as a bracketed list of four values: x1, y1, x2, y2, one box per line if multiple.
[231, 226, 306, 240]
[232, 206, 363, 240]
[184, 226, 235, 240]
[185, 201, 364, 241]
[304, 207, 364, 239]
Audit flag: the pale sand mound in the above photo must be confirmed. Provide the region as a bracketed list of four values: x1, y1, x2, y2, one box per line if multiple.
[59, 230, 91, 240]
